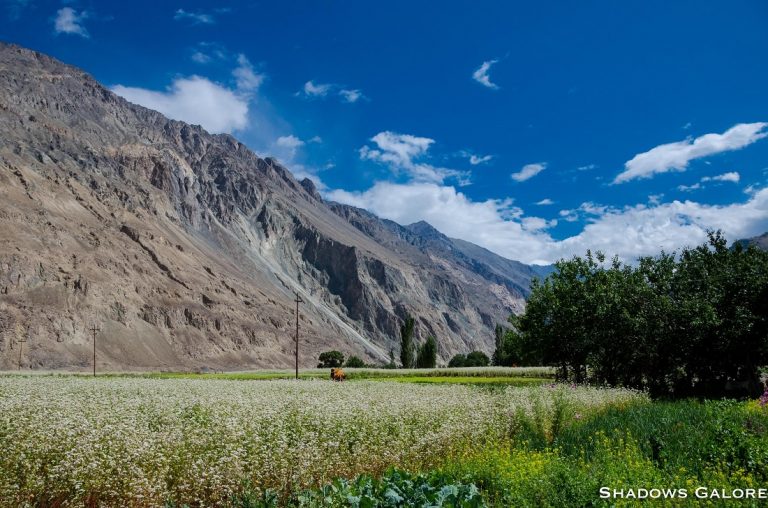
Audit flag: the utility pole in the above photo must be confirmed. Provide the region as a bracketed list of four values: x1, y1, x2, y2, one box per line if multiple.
[16, 333, 26, 371]
[89, 323, 100, 377]
[294, 291, 303, 380]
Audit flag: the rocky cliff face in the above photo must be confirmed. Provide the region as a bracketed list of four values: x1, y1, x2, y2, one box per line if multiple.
[0, 43, 543, 371]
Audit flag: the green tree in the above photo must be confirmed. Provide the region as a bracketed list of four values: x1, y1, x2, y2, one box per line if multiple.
[383, 348, 397, 369]
[517, 231, 768, 398]
[492, 324, 505, 365]
[345, 355, 366, 368]
[317, 350, 344, 368]
[416, 336, 437, 368]
[448, 354, 466, 368]
[400, 315, 415, 369]
[465, 351, 490, 367]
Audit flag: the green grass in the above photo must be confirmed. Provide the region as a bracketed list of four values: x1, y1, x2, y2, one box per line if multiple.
[372, 376, 550, 386]
[439, 399, 768, 507]
[120, 366, 556, 382]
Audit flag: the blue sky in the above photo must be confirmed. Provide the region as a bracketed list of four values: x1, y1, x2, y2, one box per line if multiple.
[2, 0, 768, 264]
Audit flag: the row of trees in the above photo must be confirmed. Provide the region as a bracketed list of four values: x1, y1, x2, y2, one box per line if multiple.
[499, 232, 768, 398]
[448, 351, 490, 367]
[318, 315, 440, 370]
[399, 316, 438, 368]
[317, 351, 366, 368]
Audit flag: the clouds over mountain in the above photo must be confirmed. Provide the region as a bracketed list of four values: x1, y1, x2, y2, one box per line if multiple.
[111, 55, 263, 134]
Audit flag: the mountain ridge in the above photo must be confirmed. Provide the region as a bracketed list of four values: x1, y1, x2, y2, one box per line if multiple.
[0, 42, 544, 370]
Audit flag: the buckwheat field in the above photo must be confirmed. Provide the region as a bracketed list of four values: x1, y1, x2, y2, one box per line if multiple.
[0, 376, 640, 506]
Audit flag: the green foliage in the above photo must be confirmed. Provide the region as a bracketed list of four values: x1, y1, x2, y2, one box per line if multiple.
[400, 316, 416, 369]
[449, 351, 489, 368]
[383, 348, 397, 369]
[381, 376, 549, 386]
[518, 231, 768, 398]
[416, 336, 438, 369]
[465, 351, 490, 367]
[556, 399, 768, 480]
[345, 356, 366, 368]
[286, 469, 486, 508]
[227, 469, 486, 507]
[442, 399, 768, 507]
[317, 350, 345, 368]
[492, 321, 534, 367]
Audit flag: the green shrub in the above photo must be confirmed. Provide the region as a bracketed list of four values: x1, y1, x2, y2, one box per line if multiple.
[228, 469, 488, 507]
[317, 350, 344, 368]
[448, 354, 466, 368]
[465, 351, 490, 367]
[345, 355, 366, 368]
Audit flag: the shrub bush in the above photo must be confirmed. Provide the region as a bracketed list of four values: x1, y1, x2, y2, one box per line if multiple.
[317, 350, 345, 368]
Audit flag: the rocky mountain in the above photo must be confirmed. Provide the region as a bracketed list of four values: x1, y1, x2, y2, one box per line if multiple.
[734, 232, 768, 251]
[0, 43, 546, 371]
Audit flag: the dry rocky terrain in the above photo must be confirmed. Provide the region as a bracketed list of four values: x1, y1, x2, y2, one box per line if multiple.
[0, 43, 549, 371]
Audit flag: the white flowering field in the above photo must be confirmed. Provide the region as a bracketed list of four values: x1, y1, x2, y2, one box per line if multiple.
[0, 376, 641, 506]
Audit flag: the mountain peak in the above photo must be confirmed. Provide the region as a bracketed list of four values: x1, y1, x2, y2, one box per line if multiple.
[0, 43, 536, 371]
[406, 220, 445, 238]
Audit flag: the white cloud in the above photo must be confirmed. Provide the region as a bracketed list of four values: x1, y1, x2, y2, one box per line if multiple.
[174, 9, 214, 24]
[359, 131, 469, 184]
[54, 7, 88, 37]
[232, 54, 264, 95]
[469, 154, 493, 165]
[701, 171, 740, 183]
[457, 151, 493, 165]
[678, 171, 741, 192]
[677, 182, 702, 192]
[327, 181, 768, 265]
[271, 134, 307, 161]
[339, 89, 363, 103]
[112, 77, 249, 134]
[189, 42, 228, 64]
[111, 54, 264, 134]
[472, 59, 499, 89]
[614, 122, 768, 184]
[511, 162, 546, 182]
[276, 135, 305, 149]
[299, 81, 365, 103]
[302, 80, 333, 97]
[536, 198, 554, 205]
[191, 51, 212, 64]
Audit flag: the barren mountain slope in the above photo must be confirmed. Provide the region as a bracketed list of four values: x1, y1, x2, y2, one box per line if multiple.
[0, 43, 539, 370]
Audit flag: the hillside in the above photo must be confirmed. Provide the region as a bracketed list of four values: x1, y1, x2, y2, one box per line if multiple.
[0, 43, 544, 370]
[734, 232, 768, 251]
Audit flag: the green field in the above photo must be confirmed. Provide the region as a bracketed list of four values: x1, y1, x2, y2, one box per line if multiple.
[0, 372, 766, 507]
[133, 366, 556, 381]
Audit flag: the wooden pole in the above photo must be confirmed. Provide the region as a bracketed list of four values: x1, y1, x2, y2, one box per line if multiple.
[15, 324, 26, 370]
[17, 337, 25, 371]
[89, 324, 100, 377]
[294, 292, 303, 380]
